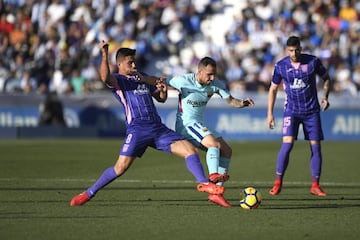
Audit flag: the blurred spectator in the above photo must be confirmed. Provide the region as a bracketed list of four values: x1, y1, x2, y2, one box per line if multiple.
[81, 61, 102, 91]
[9, 21, 26, 47]
[3, 70, 18, 93]
[0, 0, 359, 96]
[333, 77, 358, 96]
[0, 12, 14, 34]
[38, 91, 67, 127]
[46, 0, 66, 27]
[258, 61, 273, 90]
[225, 58, 243, 83]
[353, 63, 360, 91]
[70, 67, 88, 94]
[254, 0, 274, 22]
[229, 80, 246, 98]
[49, 69, 72, 95]
[19, 70, 37, 94]
[0, 59, 9, 92]
[33, 49, 56, 94]
[31, 0, 48, 34]
[334, 62, 351, 86]
[339, 0, 358, 22]
[333, 62, 358, 95]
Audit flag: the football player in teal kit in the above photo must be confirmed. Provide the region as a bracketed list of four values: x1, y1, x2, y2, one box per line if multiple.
[167, 57, 254, 207]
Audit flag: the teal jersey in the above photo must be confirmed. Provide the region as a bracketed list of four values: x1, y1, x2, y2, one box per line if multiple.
[167, 73, 230, 126]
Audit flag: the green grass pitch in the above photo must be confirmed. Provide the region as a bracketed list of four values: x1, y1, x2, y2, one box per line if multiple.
[0, 139, 359, 240]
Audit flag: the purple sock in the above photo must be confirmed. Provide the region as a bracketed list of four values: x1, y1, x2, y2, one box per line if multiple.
[310, 143, 322, 182]
[185, 154, 208, 183]
[86, 167, 118, 198]
[275, 143, 293, 178]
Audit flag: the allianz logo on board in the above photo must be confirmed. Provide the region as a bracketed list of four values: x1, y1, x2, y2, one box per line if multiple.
[0, 108, 80, 127]
[215, 113, 360, 135]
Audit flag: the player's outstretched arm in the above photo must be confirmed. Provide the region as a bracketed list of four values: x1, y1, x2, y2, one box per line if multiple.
[137, 75, 159, 85]
[98, 40, 117, 87]
[151, 79, 168, 103]
[226, 96, 255, 108]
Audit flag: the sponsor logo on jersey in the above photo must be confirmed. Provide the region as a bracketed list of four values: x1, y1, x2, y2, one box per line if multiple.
[133, 84, 149, 95]
[186, 99, 207, 107]
[290, 78, 306, 89]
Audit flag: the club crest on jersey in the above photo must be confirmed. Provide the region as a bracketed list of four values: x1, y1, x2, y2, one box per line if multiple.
[301, 65, 308, 72]
[202, 127, 208, 132]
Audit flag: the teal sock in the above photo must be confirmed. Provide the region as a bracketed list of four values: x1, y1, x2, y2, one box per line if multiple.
[206, 147, 219, 174]
[217, 157, 231, 186]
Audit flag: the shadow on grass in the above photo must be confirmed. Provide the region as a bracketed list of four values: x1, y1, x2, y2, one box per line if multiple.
[1, 185, 360, 211]
[73, 198, 360, 210]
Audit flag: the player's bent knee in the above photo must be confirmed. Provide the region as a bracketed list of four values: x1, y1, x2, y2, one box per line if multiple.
[171, 140, 198, 157]
[114, 156, 134, 176]
[182, 140, 198, 153]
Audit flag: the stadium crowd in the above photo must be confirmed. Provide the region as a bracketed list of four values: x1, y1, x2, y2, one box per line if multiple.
[0, 0, 360, 96]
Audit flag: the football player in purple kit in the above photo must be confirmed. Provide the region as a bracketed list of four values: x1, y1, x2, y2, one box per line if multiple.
[267, 36, 331, 197]
[70, 41, 224, 206]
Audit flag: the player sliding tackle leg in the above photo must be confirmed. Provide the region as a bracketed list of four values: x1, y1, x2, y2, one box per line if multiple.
[70, 41, 224, 206]
[70, 151, 224, 206]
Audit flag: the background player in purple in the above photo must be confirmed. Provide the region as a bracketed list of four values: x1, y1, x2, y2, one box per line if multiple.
[70, 41, 224, 206]
[267, 36, 331, 197]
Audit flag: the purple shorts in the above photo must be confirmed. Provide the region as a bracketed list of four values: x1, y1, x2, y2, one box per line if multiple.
[282, 112, 324, 141]
[119, 121, 184, 157]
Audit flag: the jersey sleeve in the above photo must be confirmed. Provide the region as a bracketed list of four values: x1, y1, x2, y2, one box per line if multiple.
[213, 79, 231, 99]
[271, 63, 282, 85]
[166, 75, 183, 90]
[315, 58, 327, 78]
[108, 73, 120, 90]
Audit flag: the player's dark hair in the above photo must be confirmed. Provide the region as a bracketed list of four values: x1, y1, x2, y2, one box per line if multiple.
[286, 36, 301, 47]
[115, 48, 136, 63]
[198, 56, 216, 69]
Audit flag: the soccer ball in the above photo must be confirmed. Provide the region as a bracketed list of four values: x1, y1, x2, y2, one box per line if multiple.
[239, 187, 262, 210]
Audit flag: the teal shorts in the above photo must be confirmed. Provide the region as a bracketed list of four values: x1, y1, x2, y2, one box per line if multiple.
[176, 120, 220, 149]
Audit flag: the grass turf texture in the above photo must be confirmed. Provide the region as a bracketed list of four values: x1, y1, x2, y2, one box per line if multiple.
[0, 139, 359, 240]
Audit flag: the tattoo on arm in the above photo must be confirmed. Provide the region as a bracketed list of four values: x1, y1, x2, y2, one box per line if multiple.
[228, 98, 243, 108]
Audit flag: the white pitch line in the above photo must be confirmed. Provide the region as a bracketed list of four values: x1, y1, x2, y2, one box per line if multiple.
[0, 178, 359, 187]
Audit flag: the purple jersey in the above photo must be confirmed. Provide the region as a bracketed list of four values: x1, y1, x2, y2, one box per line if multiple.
[272, 54, 327, 115]
[110, 73, 162, 126]
[108, 73, 184, 157]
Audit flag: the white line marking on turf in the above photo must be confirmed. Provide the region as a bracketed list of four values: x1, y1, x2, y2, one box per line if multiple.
[0, 178, 359, 187]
